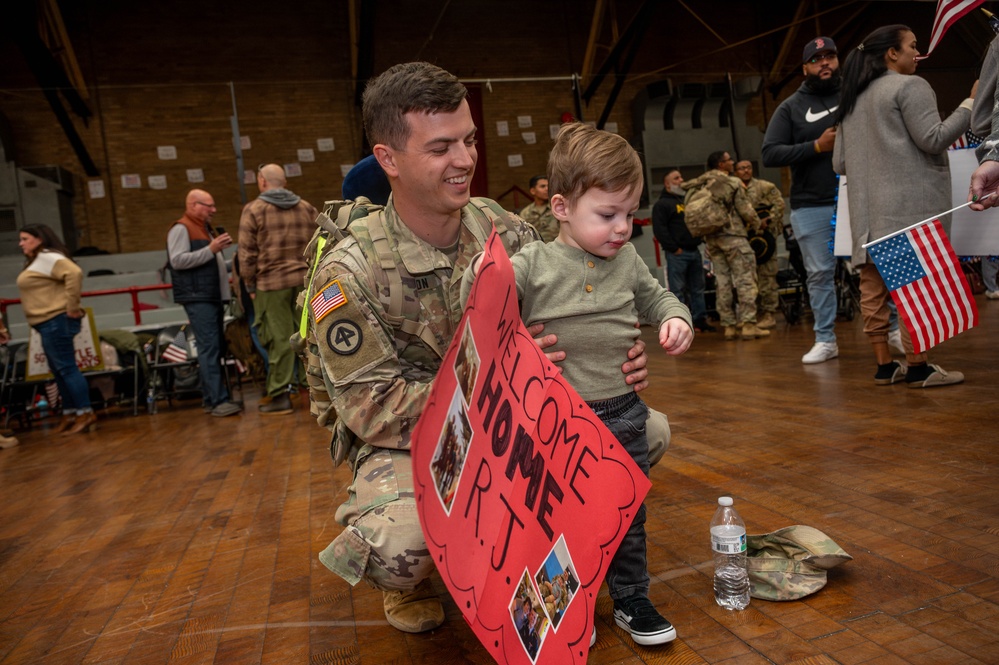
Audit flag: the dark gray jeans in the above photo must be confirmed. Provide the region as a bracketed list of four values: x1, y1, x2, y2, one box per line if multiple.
[587, 392, 650, 602]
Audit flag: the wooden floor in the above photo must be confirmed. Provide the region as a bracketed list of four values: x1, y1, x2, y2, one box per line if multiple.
[1, 296, 998, 665]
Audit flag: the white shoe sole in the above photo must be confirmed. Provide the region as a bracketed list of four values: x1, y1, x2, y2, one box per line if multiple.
[613, 612, 677, 645]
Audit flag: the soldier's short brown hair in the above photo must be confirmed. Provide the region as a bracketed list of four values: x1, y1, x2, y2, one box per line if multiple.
[362, 62, 468, 150]
[547, 123, 643, 206]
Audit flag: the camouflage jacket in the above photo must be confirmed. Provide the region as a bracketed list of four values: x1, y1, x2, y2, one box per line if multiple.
[518, 201, 559, 242]
[683, 169, 762, 237]
[742, 177, 786, 236]
[304, 197, 539, 468]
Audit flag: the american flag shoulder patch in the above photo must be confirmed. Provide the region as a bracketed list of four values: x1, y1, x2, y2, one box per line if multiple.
[310, 279, 348, 323]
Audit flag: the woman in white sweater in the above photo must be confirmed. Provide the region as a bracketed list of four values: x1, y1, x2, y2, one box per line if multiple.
[833, 24, 976, 389]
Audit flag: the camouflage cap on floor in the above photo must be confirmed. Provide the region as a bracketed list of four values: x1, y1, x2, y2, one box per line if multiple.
[746, 525, 852, 601]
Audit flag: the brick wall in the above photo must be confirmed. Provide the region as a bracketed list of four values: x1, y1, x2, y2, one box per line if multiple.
[0, 0, 977, 253]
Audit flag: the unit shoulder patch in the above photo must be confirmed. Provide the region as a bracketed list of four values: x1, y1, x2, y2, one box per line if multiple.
[311, 273, 395, 386]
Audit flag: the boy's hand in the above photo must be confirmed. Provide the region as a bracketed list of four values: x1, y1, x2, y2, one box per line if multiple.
[659, 319, 693, 356]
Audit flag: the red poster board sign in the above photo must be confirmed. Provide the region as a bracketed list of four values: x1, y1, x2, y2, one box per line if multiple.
[412, 231, 651, 664]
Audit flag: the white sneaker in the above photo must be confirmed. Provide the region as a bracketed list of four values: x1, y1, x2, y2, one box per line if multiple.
[986, 290, 999, 300]
[887, 329, 903, 354]
[802, 341, 839, 364]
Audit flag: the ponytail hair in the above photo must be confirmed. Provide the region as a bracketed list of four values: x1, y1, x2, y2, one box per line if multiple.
[835, 24, 910, 123]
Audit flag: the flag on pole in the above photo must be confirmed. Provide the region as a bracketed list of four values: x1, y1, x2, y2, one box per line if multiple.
[161, 327, 189, 363]
[867, 219, 978, 354]
[926, 0, 986, 55]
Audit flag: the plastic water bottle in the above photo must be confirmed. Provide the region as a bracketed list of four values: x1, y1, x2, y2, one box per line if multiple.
[711, 496, 750, 610]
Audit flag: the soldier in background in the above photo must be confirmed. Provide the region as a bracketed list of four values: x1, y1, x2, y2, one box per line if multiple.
[519, 175, 559, 242]
[735, 160, 786, 329]
[304, 61, 653, 635]
[683, 151, 768, 341]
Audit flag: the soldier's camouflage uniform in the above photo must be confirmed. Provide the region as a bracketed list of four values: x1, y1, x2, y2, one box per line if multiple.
[518, 201, 559, 243]
[742, 177, 786, 318]
[306, 196, 538, 592]
[685, 169, 762, 326]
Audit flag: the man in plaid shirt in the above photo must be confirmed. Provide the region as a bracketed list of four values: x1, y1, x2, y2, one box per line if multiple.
[238, 164, 318, 414]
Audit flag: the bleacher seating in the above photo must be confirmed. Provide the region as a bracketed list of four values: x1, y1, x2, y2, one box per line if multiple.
[0, 246, 236, 342]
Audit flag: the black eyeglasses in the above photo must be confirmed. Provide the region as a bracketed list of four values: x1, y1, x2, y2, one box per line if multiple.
[193, 201, 216, 208]
[808, 53, 837, 65]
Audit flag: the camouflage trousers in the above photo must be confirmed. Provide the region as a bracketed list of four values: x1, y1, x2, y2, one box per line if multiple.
[318, 446, 433, 592]
[706, 234, 758, 326]
[756, 254, 779, 315]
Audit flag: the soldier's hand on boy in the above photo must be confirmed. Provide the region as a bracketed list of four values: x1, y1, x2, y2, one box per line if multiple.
[659, 318, 693, 356]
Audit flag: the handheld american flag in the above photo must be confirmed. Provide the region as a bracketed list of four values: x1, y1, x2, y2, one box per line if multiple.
[867, 219, 978, 354]
[925, 0, 986, 55]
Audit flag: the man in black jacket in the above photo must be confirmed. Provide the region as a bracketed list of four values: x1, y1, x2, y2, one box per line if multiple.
[761, 36, 840, 365]
[652, 168, 714, 332]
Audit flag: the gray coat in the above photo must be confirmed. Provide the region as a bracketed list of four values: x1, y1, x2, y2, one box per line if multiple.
[833, 70, 970, 266]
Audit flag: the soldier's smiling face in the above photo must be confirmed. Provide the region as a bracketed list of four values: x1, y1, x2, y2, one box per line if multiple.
[390, 99, 478, 216]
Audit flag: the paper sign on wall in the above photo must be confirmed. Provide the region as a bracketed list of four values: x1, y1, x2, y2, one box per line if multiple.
[298, 148, 316, 162]
[317, 137, 336, 152]
[412, 231, 650, 664]
[27, 308, 104, 381]
[148, 175, 167, 190]
[87, 180, 105, 199]
[157, 146, 177, 160]
[121, 174, 141, 189]
[522, 132, 537, 145]
[284, 163, 302, 177]
[508, 154, 524, 168]
[186, 168, 205, 183]
[497, 121, 510, 137]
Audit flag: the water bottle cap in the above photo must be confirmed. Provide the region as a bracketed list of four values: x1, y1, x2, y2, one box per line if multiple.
[718, 496, 733, 506]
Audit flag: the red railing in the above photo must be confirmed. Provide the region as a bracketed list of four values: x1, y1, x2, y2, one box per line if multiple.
[1, 283, 174, 326]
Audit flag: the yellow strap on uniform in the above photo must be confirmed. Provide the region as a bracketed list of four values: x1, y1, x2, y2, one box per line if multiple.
[299, 235, 327, 337]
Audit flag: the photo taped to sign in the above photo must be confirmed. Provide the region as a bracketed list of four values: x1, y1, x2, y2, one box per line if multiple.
[430, 389, 474, 514]
[509, 568, 550, 662]
[453, 319, 481, 407]
[534, 535, 580, 632]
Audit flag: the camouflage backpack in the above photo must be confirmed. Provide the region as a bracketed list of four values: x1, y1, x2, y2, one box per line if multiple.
[682, 172, 735, 237]
[292, 196, 524, 465]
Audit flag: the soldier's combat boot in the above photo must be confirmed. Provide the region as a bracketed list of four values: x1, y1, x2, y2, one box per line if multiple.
[383, 579, 445, 633]
[724, 326, 738, 341]
[741, 323, 771, 339]
[757, 312, 777, 329]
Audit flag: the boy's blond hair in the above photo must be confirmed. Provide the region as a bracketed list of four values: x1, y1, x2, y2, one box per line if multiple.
[547, 123, 644, 206]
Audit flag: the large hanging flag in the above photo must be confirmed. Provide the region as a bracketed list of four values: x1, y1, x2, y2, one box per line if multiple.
[867, 219, 978, 354]
[925, 0, 987, 55]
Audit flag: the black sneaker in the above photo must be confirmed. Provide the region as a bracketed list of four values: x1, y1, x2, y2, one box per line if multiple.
[613, 595, 676, 646]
